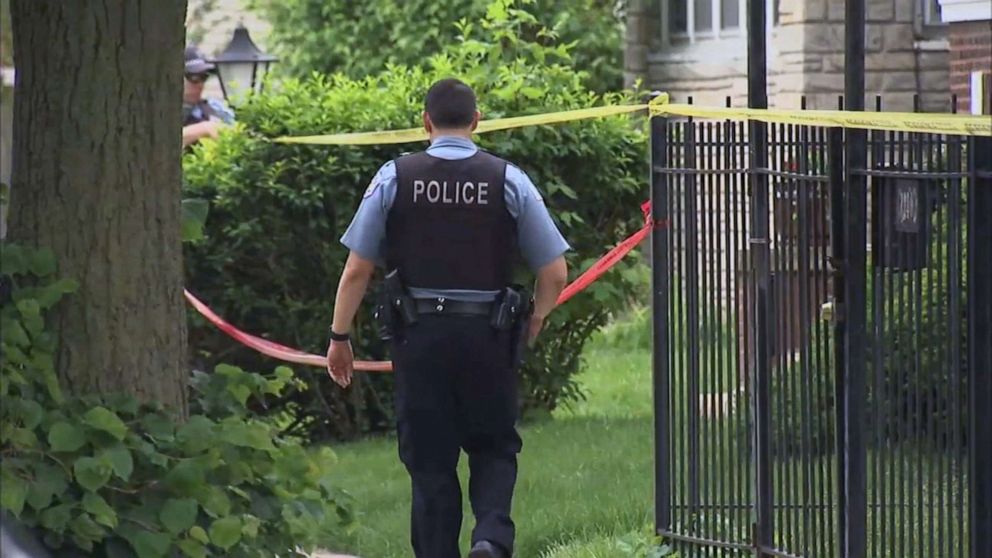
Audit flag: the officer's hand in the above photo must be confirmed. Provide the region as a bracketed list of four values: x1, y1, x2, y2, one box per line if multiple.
[527, 314, 545, 346]
[326, 339, 354, 388]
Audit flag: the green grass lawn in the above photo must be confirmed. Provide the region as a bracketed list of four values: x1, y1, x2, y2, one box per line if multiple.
[321, 306, 970, 557]
[325, 333, 661, 558]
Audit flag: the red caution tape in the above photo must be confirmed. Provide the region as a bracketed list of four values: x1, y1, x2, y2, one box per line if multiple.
[184, 290, 392, 372]
[556, 201, 655, 305]
[186, 201, 657, 372]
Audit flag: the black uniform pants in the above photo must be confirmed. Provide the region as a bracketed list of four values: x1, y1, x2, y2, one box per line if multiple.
[392, 314, 522, 558]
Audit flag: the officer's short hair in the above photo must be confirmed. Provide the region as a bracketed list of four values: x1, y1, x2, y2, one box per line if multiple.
[425, 79, 477, 129]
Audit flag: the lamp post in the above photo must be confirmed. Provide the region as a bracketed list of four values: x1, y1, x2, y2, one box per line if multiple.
[209, 25, 278, 101]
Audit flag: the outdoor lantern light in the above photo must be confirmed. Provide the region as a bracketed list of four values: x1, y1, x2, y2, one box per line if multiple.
[209, 25, 278, 101]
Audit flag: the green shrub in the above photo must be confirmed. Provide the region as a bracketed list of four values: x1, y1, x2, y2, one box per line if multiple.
[1, 244, 352, 557]
[251, 0, 625, 92]
[182, 4, 647, 441]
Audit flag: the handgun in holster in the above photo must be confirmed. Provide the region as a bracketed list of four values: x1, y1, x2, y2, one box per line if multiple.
[372, 269, 418, 341]
[490, 285, 534, 369]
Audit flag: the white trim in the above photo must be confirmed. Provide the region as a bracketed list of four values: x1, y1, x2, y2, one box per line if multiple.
[913, 38, 951, 50]
[935, 0, 992, 23]
[647, 36, 748, 63]
[0, 67, 14, 87]
[971, 71, 985, 114]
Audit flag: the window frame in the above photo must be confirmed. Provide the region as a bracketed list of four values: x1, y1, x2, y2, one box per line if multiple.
[922, 0, 944, 25]
[660, 0, 775, 47]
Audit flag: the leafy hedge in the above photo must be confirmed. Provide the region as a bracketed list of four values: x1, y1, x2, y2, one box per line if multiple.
[0, 244, 351, 557]
[182, 5, 647, 441]
[250, 0, 625, 92]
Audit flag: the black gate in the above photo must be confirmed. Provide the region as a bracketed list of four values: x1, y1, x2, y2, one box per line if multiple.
[649, 99, 992, 557]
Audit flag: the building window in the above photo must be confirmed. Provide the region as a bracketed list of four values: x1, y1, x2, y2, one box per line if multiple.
[667, 0, 743, 40]
[662, 0, 777, 45]
[922, 0, 942, 25]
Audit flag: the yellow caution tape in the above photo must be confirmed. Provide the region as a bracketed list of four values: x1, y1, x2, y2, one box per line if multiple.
[654, 103, 992, 137]
[273, 92, 990, 145]
[273, 102, 652, 145]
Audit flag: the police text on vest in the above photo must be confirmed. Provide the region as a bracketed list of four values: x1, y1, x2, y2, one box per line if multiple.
[412, 180, 489, 205]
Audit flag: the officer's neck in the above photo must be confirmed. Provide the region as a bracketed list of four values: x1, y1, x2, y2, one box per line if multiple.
[428, 128, 474, 142]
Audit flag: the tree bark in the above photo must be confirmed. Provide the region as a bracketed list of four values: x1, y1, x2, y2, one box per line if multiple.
[10, 0, 189, 416]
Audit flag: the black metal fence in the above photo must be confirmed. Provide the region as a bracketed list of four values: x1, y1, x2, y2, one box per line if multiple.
[649, 98, 992, 558]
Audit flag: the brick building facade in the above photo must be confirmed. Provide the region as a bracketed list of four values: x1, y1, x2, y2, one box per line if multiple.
[939, 0, 991, 113]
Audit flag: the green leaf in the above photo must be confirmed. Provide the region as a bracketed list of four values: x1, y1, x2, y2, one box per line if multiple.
[83, 492, 118, 528]
[17, 299, 43, 335]
[208, 516, 242, 550]
[100, 445, 134, 481]
[2, 320, 30, 346]
[241, 514, 261, 539]
[39, 503, 73, 531]
[34, 463, 69, 494]
[227, 383, 252, 407]
[26, 477, 56, 510]
[82, 406, 128, 440]
[48, 422, 86, 452]
[164, 459, 206, 496]
[177, 416, 215, 454]
[188, 525, 210, 545]
[141, 412, 175, 440]
[28, 248, 56, 276]
[9, 427, 39, 449]
[18, 399, 45, 429]
[73, 456, 113, 491]
[182, 198, 210, 242]
[36, 278, 80, 308]
[177, 539, 208, 558]
[123, 528, 172, 558]
[0, 469, 28, 515]
[160, 498, 199, 535]
[222, 420, 275, 451]
[0, 243, 26, 275]
[201, 487, 231, 518]
[521, 86, 544, 99]
[69, 513, 105, 541]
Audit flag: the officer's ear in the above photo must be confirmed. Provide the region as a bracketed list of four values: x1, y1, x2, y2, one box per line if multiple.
[422, 111, 433, 135]
[469, 110, 481, 132]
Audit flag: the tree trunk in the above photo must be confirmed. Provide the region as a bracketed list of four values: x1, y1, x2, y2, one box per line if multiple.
[10, 0, 189, 416]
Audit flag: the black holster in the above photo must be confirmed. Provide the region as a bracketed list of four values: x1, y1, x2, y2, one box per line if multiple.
[490, 285, 533, 369]
[372, 269, 418, 341]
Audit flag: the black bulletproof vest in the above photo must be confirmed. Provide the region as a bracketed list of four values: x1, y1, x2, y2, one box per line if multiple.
[387, 150, 516, 291]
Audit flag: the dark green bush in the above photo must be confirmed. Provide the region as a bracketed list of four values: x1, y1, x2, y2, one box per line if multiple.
[250, 0, 625, 92]
[1, 244, 351, 557]
[182, 5, 647, 441]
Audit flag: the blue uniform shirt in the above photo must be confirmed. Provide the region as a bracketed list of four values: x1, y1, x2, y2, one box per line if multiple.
[341, 136, 570, 302]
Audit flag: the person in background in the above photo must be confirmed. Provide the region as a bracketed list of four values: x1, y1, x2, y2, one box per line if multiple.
[182, 45, 234, 148]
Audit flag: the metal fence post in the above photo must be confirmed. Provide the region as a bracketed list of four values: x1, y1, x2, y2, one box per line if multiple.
[826, 126, 848, 556]
[747, 0, 772, 554]
[843, 0, 868, 556]
[968, 135, 992, 558]
[650, 104, 673, 535]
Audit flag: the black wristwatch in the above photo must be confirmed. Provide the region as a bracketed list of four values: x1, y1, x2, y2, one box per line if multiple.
[329, 329, 351, 342]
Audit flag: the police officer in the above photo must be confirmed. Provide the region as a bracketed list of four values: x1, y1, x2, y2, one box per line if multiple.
[181, 45, 235, 148]
[325, 78, 569, 558]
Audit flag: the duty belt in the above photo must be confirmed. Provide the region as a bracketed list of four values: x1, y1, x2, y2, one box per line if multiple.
[414, 298, 493, 316]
